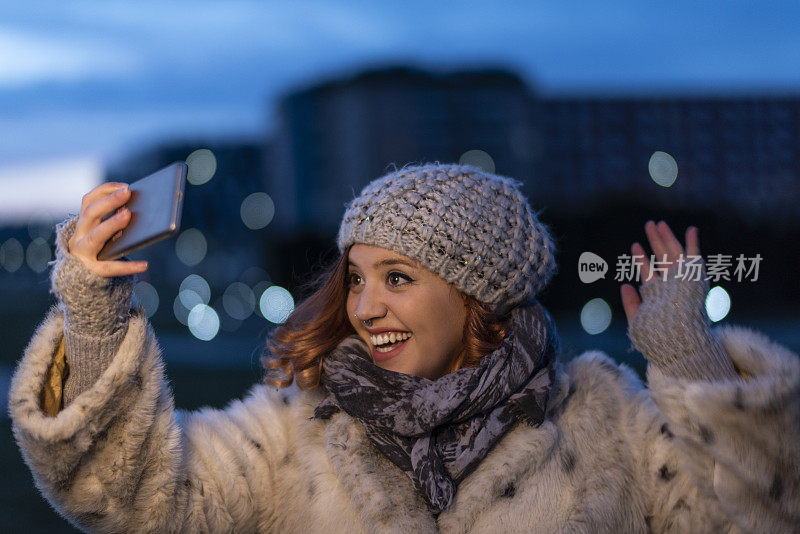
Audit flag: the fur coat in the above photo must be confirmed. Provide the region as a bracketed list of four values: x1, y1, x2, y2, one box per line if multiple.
[8, 305, 800, 533]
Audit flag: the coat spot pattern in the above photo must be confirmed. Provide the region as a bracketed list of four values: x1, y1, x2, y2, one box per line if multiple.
[660, 423, 674, 439]
[659, 464, 676, 481]
[673, 498, 690, 511]
[596, 359, 622, 378]
[56, 476, 74, 492]
[770, 474, 783, 500]
[561, 449, 577, 474]
[250, 439, 263, 450]
[733, 387, 745, 410]
[698, 425, 715, 445]
[75, 511, 106, 526]
[502, 483, 516, 498]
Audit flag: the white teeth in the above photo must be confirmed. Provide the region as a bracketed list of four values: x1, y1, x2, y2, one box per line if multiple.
[370, 331, 411, 347]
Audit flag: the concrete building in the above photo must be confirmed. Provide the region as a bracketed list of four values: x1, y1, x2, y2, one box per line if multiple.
[269, 65, 800, 232]
[268, 66, 537, 233]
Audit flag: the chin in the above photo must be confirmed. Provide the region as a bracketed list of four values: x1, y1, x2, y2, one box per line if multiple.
[376, 357, 418, 377]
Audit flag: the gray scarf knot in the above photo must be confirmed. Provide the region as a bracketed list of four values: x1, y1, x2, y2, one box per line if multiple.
[313, 301, 559, 514]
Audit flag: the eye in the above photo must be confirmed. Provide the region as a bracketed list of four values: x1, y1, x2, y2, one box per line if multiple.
[387, 271, 413, 287]
[347, 272, 362, 287]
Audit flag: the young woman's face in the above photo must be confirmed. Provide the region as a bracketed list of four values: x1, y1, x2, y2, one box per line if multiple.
[346, 244, 468, 380]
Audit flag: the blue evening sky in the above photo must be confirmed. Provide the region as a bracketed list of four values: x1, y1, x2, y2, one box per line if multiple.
[1, 0, 798, 219]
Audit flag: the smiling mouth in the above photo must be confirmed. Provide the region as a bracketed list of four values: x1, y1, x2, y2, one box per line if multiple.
[369, 332, 413, 362]
[370, 331, 413, 352]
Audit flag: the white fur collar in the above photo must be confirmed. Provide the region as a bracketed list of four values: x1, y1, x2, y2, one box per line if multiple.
[317, 362, 572, 529]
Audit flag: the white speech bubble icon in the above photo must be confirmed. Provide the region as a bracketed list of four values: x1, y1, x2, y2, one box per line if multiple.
[578, 252, 608, 283]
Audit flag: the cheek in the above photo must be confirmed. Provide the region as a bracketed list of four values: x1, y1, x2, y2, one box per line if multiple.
[345, 294, 358, 330]
[416, 291, 466, 346]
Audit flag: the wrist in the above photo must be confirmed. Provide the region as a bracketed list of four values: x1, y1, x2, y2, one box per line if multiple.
[645, 326, 740, 382]
[51, 217, 134, 337]
[628, 263, 720, 371]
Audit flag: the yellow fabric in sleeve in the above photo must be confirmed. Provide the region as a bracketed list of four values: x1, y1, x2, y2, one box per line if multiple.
[40, 337, 68, 416]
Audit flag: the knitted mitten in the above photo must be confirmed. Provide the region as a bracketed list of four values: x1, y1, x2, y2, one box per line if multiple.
[627, 260, 740, 382]
[50, 216, 136, 406]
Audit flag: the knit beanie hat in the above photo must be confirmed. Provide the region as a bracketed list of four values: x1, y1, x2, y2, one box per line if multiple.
[337, 163, 558, 313]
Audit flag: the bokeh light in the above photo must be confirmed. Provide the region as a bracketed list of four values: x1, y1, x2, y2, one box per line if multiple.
[188, 304, 220, 341]
[175, 228, 207, 266]
[179, 274, 210, 305]
[259, 285, 295, 324]
[458, 149, 495, 174]
[223, 282, 256, 320]
[0, 238, 24, 272]
[179, 289, 204, 312]
[216, 295, 242, 333]
[134, 281, 159, 318]
[648, 151, 678, 187]
[25, 237, 51, 273]
[252, 281, 272, 317]
[240, 192, 275, 230]
[579, 298, 612, 335]
[173, 295, 190, 325]
[186, 148, 217, 185]
[705, 286, 731, 322]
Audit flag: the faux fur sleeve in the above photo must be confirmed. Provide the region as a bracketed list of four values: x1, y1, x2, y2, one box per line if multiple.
[8, 305, 297, 533]
[644, 325, 800, 532]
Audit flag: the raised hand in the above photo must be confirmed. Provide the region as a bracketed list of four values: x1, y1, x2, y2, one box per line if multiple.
[67, 182, 148, 278]
[619, 220, 739, 381]
[620, 220, 699, 324]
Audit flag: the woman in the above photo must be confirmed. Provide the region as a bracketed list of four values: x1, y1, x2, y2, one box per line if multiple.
[9, 163, 800, 532]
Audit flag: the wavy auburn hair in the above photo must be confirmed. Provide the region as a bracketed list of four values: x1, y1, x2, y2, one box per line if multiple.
[260, 245, 513, 391]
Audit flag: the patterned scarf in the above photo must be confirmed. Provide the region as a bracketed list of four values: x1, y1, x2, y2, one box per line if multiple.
[312, 300, 559, 514]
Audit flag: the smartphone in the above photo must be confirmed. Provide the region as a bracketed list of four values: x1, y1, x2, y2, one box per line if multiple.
[97, 162, 187, 261]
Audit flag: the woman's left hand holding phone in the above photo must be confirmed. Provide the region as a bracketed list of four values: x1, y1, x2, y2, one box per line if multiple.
[67, 182, 149, 278]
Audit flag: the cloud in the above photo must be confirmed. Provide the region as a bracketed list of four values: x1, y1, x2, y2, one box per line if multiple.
[0, 26, 142, 87]
[0, 156, 103, 223]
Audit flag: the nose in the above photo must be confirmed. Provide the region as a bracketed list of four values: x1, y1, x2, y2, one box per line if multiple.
[354, 280, 387, 323]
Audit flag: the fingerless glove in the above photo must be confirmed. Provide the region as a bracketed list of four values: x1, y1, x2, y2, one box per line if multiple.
[627, 261, 741, 382]
[50, 216, 136, 406]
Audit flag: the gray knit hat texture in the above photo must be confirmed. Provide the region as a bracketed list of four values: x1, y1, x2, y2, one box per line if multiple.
[337, 163, 557, 313]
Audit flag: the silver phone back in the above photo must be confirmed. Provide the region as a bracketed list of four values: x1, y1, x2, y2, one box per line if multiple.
[97, 162, 187, 261]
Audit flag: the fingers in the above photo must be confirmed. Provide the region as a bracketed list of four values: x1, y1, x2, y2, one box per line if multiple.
[639, 220, 700, 269]
[80, 182, 129, 213]
[86, 207, 131, 251]
[620, 284, 641, 323]
[686, 226, 700, 256]
[91, 259, 149, 278]
[75, 184, 131, 240]
[655, 221, 684, 259]
[69, 182, 148, 279]
[631, 242, 653, 283]
[644, 220, 671, 264]
[83, 185, 131, 226]
[625, 221, 702, 324]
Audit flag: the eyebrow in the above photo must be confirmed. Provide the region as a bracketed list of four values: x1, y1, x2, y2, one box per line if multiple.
[348, 258, 419, 270]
